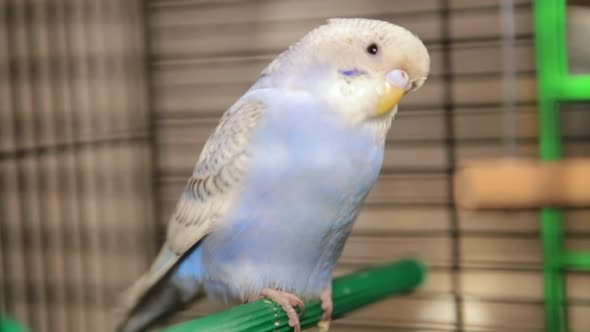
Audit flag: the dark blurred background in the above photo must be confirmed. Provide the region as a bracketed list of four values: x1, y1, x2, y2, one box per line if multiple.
[1, 1, 589, 331]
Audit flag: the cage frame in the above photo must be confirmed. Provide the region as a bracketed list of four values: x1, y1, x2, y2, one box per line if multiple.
[533, 0, 590, 331]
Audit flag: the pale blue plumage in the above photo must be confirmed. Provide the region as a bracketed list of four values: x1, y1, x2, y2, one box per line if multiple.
[173, 88, 383, 302]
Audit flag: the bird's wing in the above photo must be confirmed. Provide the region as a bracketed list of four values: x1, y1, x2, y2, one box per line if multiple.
[120, 98, 265, 311]
[167, 98, 264, 253]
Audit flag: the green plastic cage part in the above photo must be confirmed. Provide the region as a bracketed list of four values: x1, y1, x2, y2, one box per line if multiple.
[534, 0, 590, 331]
[0, 259, 425, 332]
[157, 259, 425, 332]
[0, 317, 28, 332]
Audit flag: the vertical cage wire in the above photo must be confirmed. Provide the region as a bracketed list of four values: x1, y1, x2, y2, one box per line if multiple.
[0, 1, 154, 331]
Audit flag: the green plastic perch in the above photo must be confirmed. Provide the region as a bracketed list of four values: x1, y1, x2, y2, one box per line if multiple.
[157, 259, 426, 332]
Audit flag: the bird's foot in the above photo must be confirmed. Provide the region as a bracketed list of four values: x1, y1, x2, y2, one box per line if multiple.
[258, 288, 304, 332]
[318, 288, 333, 332]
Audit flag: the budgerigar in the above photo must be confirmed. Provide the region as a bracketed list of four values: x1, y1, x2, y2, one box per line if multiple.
[117, 18, 430, 332]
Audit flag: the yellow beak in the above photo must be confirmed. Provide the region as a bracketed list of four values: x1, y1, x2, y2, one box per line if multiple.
[375, 80, 406, 116]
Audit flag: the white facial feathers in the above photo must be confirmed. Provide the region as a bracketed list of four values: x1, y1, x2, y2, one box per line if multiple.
[259, 18, 430, 126]
[263, 18, 430, 91]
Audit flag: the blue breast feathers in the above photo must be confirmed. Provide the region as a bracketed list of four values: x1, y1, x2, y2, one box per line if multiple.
[189, 91, 384, 302]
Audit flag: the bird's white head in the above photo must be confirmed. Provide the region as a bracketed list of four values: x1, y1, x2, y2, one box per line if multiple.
[263, 18, 430, 123]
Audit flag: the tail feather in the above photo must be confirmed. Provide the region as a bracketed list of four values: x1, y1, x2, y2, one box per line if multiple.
[121, 247, 180, 312]
[116, 246, 182, 331]
[116, 282, 182, 332]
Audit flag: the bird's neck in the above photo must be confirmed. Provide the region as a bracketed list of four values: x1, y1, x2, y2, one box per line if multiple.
[362, 110, 395, 146]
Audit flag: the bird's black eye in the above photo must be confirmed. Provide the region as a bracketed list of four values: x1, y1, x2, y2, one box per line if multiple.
[366, 43, 379, 55]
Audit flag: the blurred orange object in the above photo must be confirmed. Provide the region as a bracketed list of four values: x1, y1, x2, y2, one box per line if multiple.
[454, 158, 590, 209]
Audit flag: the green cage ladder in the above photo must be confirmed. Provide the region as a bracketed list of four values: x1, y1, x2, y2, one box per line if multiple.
[534, 1, 590, 331]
